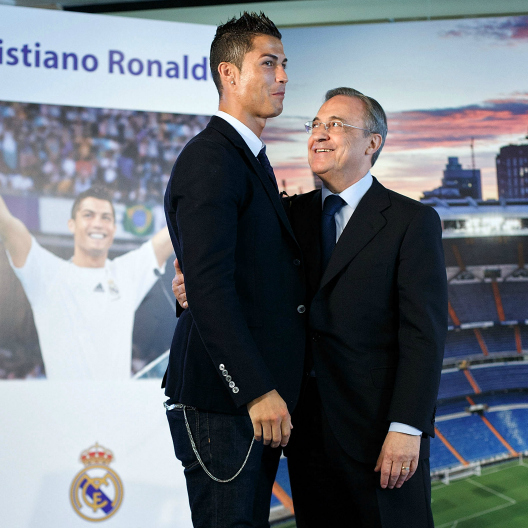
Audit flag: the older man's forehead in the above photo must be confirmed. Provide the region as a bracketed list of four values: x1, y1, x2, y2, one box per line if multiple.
[313, 114, 349, 123]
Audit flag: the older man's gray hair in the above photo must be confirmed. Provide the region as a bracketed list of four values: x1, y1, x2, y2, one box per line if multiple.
[325, 87, 387, 167]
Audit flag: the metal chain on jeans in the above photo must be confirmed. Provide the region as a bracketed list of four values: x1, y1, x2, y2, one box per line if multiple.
[165, 402, 255, 483]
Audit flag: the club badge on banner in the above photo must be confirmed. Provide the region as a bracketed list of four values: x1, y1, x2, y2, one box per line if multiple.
[70, 443, 124, 522]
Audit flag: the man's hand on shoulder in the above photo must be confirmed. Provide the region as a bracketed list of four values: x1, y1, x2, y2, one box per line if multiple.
[374, 431, 420, 490]
[172, 258, 188, 309]
[247, 389, 292, 449]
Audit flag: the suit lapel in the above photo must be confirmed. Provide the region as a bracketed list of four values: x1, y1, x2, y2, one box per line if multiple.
[208, 116, 297, 243]
[320, 178, 391, 289]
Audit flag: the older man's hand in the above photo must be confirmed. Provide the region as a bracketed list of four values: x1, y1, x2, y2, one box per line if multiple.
[374, 431, 420, 489]
[172, 258, 188, 309]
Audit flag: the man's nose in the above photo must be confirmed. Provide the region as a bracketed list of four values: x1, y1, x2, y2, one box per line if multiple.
[276, 66, 288, 84]
[312, 125, 330, 141]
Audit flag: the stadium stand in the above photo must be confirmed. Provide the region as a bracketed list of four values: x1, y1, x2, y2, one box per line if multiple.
[434, 415, 508, 463]
[448, 283, 497, 323]
[485, 409, 528, 453]
[444, 329, 482, 359]
[520, 325, 528, 344]
[471, 391, 528, 407]
[500, 281, 528, 321]
[471, 363, 528, 392]
[437, 370, 474, 400]
[480, 325, 518, 354]
[430, 436, 462, 470]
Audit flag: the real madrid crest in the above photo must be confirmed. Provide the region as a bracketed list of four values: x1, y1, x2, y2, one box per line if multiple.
[70, 442, 124, 522]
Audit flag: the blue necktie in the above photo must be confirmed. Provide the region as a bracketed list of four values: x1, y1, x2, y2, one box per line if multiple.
[321, 194, 346, 272]
[257, 146, 279, 194]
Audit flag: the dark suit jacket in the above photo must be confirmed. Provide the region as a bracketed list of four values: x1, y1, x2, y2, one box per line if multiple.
[289, 177, 447, 463]
[164, 116, 306, 414]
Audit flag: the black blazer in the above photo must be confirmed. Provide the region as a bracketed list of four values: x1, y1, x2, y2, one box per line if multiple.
[164, 116, 306, 414]
[289, 178, 447, 463]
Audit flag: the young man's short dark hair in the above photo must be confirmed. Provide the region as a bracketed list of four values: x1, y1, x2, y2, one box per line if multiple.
[71, 187, 115, 221]
[210, 12, 282, 95]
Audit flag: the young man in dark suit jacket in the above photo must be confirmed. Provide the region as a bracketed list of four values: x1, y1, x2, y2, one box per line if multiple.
[163, 13, 306, 528]
[286, 88, 447, 528]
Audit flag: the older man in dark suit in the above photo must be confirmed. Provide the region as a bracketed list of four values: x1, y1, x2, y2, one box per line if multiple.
[163, 13, 306, 528]
[286, 87, 447, 528]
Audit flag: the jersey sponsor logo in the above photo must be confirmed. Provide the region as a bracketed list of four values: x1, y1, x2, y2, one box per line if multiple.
[70, 442, 124, 522]
[94, 283, 104, 293]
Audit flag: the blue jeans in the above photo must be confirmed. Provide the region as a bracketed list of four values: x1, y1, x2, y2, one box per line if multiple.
[166, 404, 281, 528]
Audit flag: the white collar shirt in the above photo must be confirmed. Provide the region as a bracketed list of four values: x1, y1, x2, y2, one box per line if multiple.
[215, 111, 263, 157]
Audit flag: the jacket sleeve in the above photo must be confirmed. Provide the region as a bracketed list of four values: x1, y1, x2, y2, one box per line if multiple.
[388, 205, 447, 436]
[168, 138, 277, 407]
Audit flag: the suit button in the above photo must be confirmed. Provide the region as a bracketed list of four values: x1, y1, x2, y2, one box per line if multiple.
[293, 259, 301, 266]
[229, 381, 235, 388]
[219, 364, 225, 370]
[297, 305, 306, 314]
[233, 387, 239, 394]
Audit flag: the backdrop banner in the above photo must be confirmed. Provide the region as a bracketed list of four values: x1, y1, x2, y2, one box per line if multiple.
[0, 5, 219, 527]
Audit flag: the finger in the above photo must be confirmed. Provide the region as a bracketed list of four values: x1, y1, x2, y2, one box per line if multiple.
[177, 291, 187, 305]
[388, 461, 401, 489]
[270, 418, 282, 448]
[395, 462, 410, 488]
[174, 258, 181, 273]
[380, 459, 392, 488]
[172, 278, 178, 297]
[406, 459, 418, 482]
[261, 422, 272, 446]
[252, 420, 262, 442]
[280, 417, 291, 448]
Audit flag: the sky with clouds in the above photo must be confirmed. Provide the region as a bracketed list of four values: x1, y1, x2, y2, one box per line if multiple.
[264, 16, 528, 200]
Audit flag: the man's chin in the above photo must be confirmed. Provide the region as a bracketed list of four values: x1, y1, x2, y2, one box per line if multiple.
[261, 103, 283, 119]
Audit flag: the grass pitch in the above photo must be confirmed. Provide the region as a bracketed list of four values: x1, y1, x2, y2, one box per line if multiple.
[432, 459, 528, 527]
[273, 459, 528, 527]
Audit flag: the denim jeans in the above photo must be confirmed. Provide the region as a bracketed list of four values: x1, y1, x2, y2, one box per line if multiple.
[166, 404, 281, 528]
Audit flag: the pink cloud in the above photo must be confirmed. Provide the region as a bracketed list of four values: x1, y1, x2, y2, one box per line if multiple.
[387, 97, 528, 151]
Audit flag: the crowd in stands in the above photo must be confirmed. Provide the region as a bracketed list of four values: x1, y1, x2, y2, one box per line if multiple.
[0, 101, 209, 204]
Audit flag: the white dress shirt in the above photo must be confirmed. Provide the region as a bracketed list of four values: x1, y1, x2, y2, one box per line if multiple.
[215, 110, 263, 157]
[322, 172, 422, 437]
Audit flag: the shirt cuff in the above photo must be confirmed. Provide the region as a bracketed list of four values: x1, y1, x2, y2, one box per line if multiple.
[389, 422, 422, 436]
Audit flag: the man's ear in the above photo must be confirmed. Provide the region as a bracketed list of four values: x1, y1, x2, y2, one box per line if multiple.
[366, 134, 383, 156]
[67, 218, 75, 235]
[218, 61, 239, 90]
